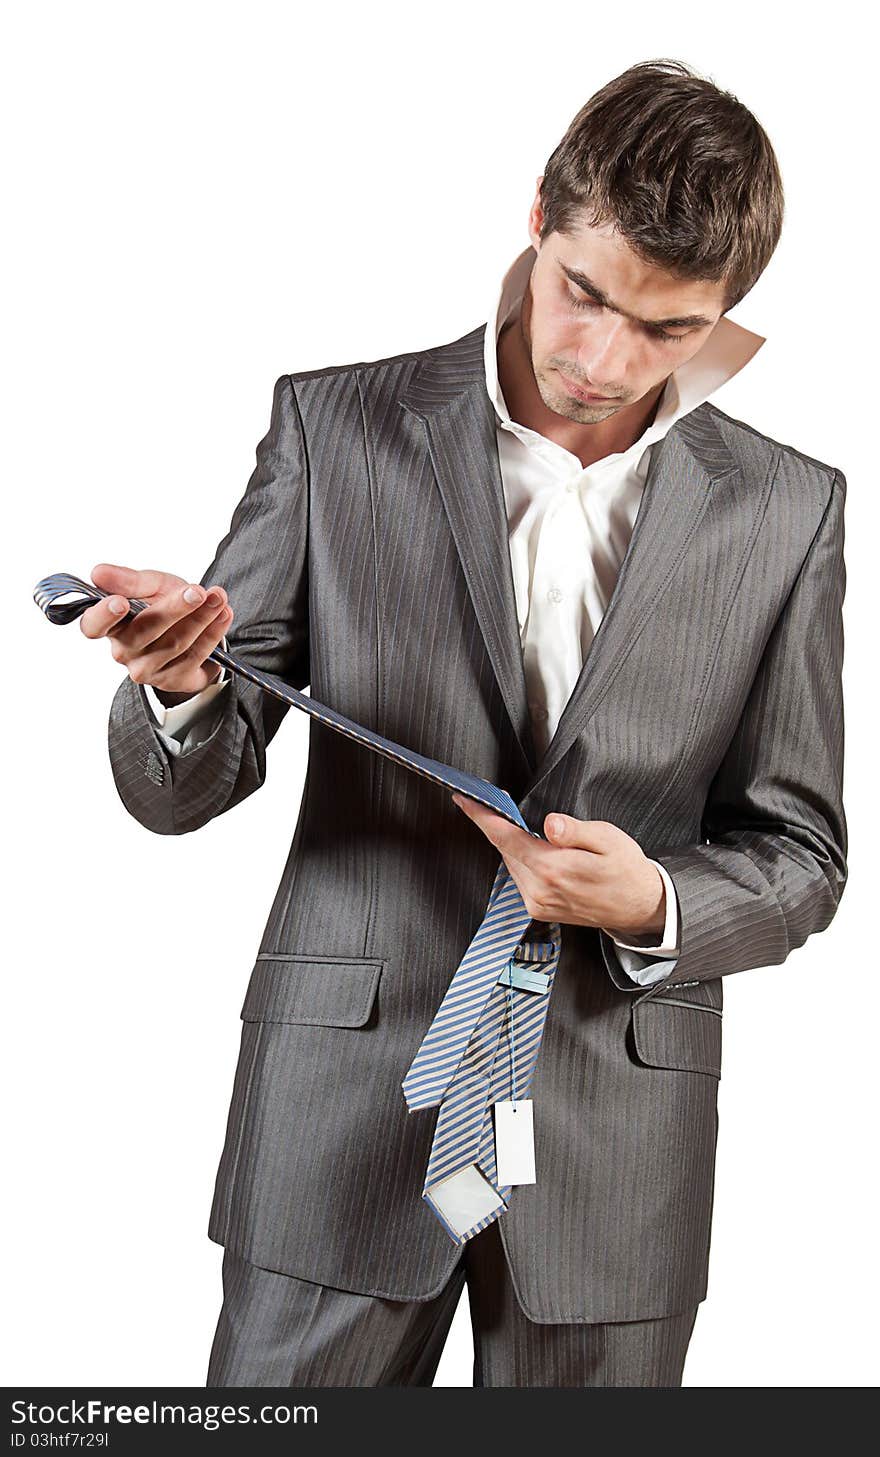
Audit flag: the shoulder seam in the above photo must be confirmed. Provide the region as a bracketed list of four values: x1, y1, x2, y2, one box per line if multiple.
[702, 400, 838, 482]
[284, 327, 481, 385]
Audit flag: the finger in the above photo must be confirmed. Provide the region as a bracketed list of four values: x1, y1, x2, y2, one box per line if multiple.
[91, 563, 168, 601]
[127, 593, 231, 677]
[121, 581, 228, 655]
[156, 604, 234, 678]
[453, 795, 538, 860]
[79, 592, 132, 640]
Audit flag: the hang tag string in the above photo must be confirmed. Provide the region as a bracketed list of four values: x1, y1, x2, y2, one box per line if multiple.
[506, 964, 517, 1108]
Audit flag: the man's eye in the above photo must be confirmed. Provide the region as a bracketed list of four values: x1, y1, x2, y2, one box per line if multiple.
[649, 326, 686, 345]
[567, 290, 599, 313]
[567, 288, 685, 345]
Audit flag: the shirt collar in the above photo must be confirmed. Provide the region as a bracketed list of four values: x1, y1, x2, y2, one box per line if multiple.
[483, 243, 766, 472]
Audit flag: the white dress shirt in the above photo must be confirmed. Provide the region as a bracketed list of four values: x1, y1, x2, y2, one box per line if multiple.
[143, 244, 765, 985]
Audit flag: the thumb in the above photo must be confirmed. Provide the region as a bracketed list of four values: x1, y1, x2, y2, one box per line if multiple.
[544, 813, 570, 841]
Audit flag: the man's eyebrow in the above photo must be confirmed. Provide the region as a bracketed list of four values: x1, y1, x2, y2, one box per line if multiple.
[557, 259, 715, 330]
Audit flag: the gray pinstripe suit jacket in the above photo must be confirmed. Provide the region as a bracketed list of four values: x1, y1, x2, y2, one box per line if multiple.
[107, 323, 848, 1323]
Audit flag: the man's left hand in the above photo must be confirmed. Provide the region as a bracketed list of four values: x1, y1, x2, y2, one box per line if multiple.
[450, 794, 666, 942]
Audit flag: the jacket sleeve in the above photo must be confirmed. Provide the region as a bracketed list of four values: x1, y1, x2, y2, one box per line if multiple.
[107, 373, 310, 835]
[600, 466, 848, 992]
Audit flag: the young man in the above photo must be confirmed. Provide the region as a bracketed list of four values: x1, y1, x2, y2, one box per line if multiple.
[89, 59, 847, 1386]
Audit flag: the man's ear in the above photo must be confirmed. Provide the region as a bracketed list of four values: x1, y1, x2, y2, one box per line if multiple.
[528, 181, 545, 245]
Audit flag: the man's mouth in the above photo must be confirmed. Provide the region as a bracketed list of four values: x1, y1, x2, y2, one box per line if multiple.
[557, 369, 615, 403]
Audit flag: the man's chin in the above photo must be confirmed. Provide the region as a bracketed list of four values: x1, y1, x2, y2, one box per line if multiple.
[543, 386, 619, 423]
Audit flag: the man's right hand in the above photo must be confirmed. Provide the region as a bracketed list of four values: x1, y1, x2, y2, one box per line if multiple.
[81, 563, 234, 694]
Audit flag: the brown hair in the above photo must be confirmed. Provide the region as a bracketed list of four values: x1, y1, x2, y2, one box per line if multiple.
[539, 59, 784, 312]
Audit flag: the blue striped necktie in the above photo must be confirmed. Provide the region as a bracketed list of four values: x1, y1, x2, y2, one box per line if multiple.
[34, 572, 562, 1245]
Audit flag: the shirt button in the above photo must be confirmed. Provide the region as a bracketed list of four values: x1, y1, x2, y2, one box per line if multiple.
[547, 587, 564, 603]
[530, 702, 549, 721]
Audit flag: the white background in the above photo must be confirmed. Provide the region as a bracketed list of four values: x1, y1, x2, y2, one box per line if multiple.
[4, 0, 876, 1388]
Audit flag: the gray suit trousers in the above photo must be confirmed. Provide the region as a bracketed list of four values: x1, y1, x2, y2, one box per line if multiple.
[206, 1222, 699, 1388]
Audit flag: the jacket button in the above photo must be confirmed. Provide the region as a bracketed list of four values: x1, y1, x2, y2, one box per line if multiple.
[140, 747, 165, 786]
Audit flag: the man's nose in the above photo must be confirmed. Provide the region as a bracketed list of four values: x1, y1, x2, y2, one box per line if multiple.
[576, 319, 630, 380]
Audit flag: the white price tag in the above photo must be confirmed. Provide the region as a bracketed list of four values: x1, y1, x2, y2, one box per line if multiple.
[494, 1099, 536, 1185]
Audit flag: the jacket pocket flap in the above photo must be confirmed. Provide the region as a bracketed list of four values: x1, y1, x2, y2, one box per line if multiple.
[632, 998, 722, 1078]
[241, 954, 385, 1029]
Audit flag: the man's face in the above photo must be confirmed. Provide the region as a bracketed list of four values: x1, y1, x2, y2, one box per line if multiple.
[523, 200, 729, 423]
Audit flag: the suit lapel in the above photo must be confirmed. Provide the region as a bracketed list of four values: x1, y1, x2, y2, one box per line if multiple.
[519, 405, 743, 800]
[400, 328, 538, 776]
[399, 325, 743, 799]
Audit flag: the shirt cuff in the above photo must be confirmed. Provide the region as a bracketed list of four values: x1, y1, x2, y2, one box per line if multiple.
[154, 705, 227, 759]
[610, 945, 678, 987]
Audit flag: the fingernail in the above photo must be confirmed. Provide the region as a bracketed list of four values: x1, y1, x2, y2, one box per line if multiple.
[183, 586, 201, 604]
[205, 589, 221, 606]
[108, 597, 126, 613]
